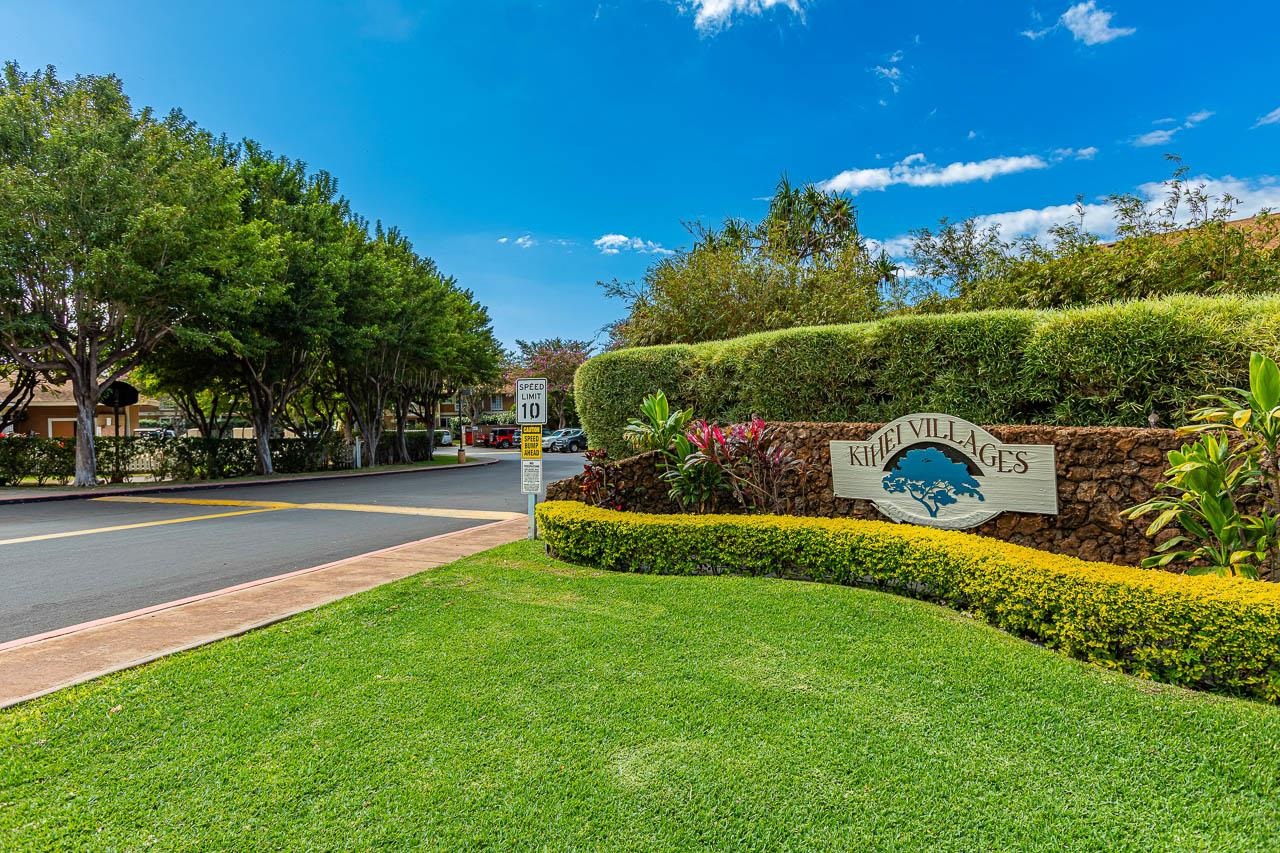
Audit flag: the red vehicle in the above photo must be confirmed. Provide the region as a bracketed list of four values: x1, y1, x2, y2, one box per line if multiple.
[482, 426, 519, 448]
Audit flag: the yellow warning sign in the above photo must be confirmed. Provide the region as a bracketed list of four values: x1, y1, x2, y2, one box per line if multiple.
[520, 425, 543, 460]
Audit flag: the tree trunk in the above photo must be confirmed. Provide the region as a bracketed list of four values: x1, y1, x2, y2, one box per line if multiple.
[360, 416, 383, 467]
[424, 396, 438, 461]
[72, 382, 98, 487]
[251, 408, 274, 476]
[393, 393, 411, 464]
[244, 381, 276, 475]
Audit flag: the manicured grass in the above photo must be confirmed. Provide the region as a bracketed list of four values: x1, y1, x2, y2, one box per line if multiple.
[3, 542, 1279, 850]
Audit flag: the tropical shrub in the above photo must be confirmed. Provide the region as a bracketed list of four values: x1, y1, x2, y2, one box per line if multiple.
[622, 390, 693, 453]
[576, 294, 1280, 458]
[577, 449, 626, 510]
[1128, 352, 1280, 578]
[661, 427, 727, 513]
[537, 501, 1280, 702]
[670, 416, 803, 514]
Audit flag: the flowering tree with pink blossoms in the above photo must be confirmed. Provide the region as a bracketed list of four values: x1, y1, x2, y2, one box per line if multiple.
[514, 338, 593, 429]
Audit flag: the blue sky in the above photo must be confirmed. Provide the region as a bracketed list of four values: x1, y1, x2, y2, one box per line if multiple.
[3, 1, 1279, 348]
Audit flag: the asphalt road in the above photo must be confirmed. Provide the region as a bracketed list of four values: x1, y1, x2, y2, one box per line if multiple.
[0, 451, 586, 643]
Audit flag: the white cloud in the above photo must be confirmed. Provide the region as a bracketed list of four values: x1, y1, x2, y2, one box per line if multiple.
[819, 152, 1048, 195]
[1133, 128, 1175, 147]
[872, 174, 1280, 257]
[498, 234, 537, 248]
[593, 234, 675, 256]
[866, 235, 916, 257]
[496, 237, 509, 244]
[967, 130, 978, 140]
[1254, 106, 1280, 129]
[871, 49, 906, 96]
[1061, 1, 1135, 44]
[1023, 2, 1134, 45]
[1053, 146, 1098, 160]
[1131, 110, 1213, 147]
[680, 0, 805, 34]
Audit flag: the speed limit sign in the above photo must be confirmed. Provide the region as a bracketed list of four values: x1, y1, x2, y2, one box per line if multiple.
[516, 378, 547, 425]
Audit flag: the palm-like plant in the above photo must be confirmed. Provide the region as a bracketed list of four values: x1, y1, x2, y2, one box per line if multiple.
[622, 391, 693, 454]
[1126, 352, 1280, 578]
[1126, 433, 1272, 578]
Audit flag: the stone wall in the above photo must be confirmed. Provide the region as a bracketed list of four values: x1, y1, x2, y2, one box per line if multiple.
[547, 422, 1189, 566]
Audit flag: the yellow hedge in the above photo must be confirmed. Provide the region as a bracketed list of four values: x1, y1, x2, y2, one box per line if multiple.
[536, 501, 1280, 702]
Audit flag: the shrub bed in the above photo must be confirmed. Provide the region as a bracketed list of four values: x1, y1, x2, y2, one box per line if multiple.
[537, 501, 1280, 701]
[576, 295, 1280, 458]
[0, 435, 355, 485]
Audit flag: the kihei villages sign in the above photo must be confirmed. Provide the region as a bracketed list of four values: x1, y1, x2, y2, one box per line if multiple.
[830, 413, 1058, 529]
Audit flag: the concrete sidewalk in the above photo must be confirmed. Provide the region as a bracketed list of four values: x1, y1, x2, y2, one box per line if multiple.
[0, 517, 526, 708]
[0, 455, 497, 505]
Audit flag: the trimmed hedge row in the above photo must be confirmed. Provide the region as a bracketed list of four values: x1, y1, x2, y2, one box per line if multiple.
[0, 435, 354, 485]
[536, 501, 1280, 701]
[576, 295, 1280, 457]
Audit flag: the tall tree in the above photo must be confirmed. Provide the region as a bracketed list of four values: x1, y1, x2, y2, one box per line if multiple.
[601, 176, 883, 348]
[334, 223, 451, 466]
[514, 338, 592, 429]
[0, 63, 245, 484]
[402, 287, 501, 461]
[223, 140, 345, 474]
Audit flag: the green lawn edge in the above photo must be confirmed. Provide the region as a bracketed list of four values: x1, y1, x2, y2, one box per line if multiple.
[2, 540, 1278, 851]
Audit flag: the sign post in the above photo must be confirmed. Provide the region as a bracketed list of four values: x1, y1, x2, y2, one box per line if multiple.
[515, 378, 547, 539]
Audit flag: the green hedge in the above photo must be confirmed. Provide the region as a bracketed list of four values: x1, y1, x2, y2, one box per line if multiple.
[0, 435, 354, 485]
[576, 295, 1280, 457]
[537, 501, 1280, 701]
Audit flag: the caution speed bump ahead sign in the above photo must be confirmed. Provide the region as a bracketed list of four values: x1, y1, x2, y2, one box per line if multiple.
[521, 425, 542, 460]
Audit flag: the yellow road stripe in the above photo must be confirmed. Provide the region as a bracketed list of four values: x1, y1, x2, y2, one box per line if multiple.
[95, 496, 296, 509]
[94, 495, 520, 521]
[296, 502, 520, 521]
[0, 508, 283, 547]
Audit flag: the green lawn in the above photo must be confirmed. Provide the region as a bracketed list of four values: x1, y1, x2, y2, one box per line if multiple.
[3, 542, 1279, 851]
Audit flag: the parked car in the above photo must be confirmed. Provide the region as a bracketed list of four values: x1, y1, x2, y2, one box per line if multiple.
[484, 426, 520, 448]
[542, 428, 568, 450]
[435, 429, 453, 447]
[551, 428, 587, 453]
[133, 427, 176, 439]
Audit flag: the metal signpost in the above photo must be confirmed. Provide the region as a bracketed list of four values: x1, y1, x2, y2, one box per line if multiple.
[515, 378, 547, 539]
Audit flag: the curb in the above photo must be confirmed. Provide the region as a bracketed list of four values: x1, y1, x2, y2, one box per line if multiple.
[0, 456, 501, 506]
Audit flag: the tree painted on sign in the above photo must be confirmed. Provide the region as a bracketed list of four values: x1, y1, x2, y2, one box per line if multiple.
[881, 447, 984, 518]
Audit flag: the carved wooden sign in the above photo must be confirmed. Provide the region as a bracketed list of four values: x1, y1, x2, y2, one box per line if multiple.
[830, 413, 1057, 529]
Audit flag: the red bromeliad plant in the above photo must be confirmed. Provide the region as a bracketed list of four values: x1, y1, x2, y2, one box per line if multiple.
[579, 448, 625, 510]
[671, 416, 803, 514]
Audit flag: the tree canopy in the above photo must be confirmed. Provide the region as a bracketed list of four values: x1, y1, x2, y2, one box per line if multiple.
[602, 176, 890, 348]
[0, 63, 502, 482]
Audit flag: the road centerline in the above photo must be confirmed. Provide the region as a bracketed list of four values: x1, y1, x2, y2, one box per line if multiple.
[93, 495, 522, 521]
[0, 507, 285, 547]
